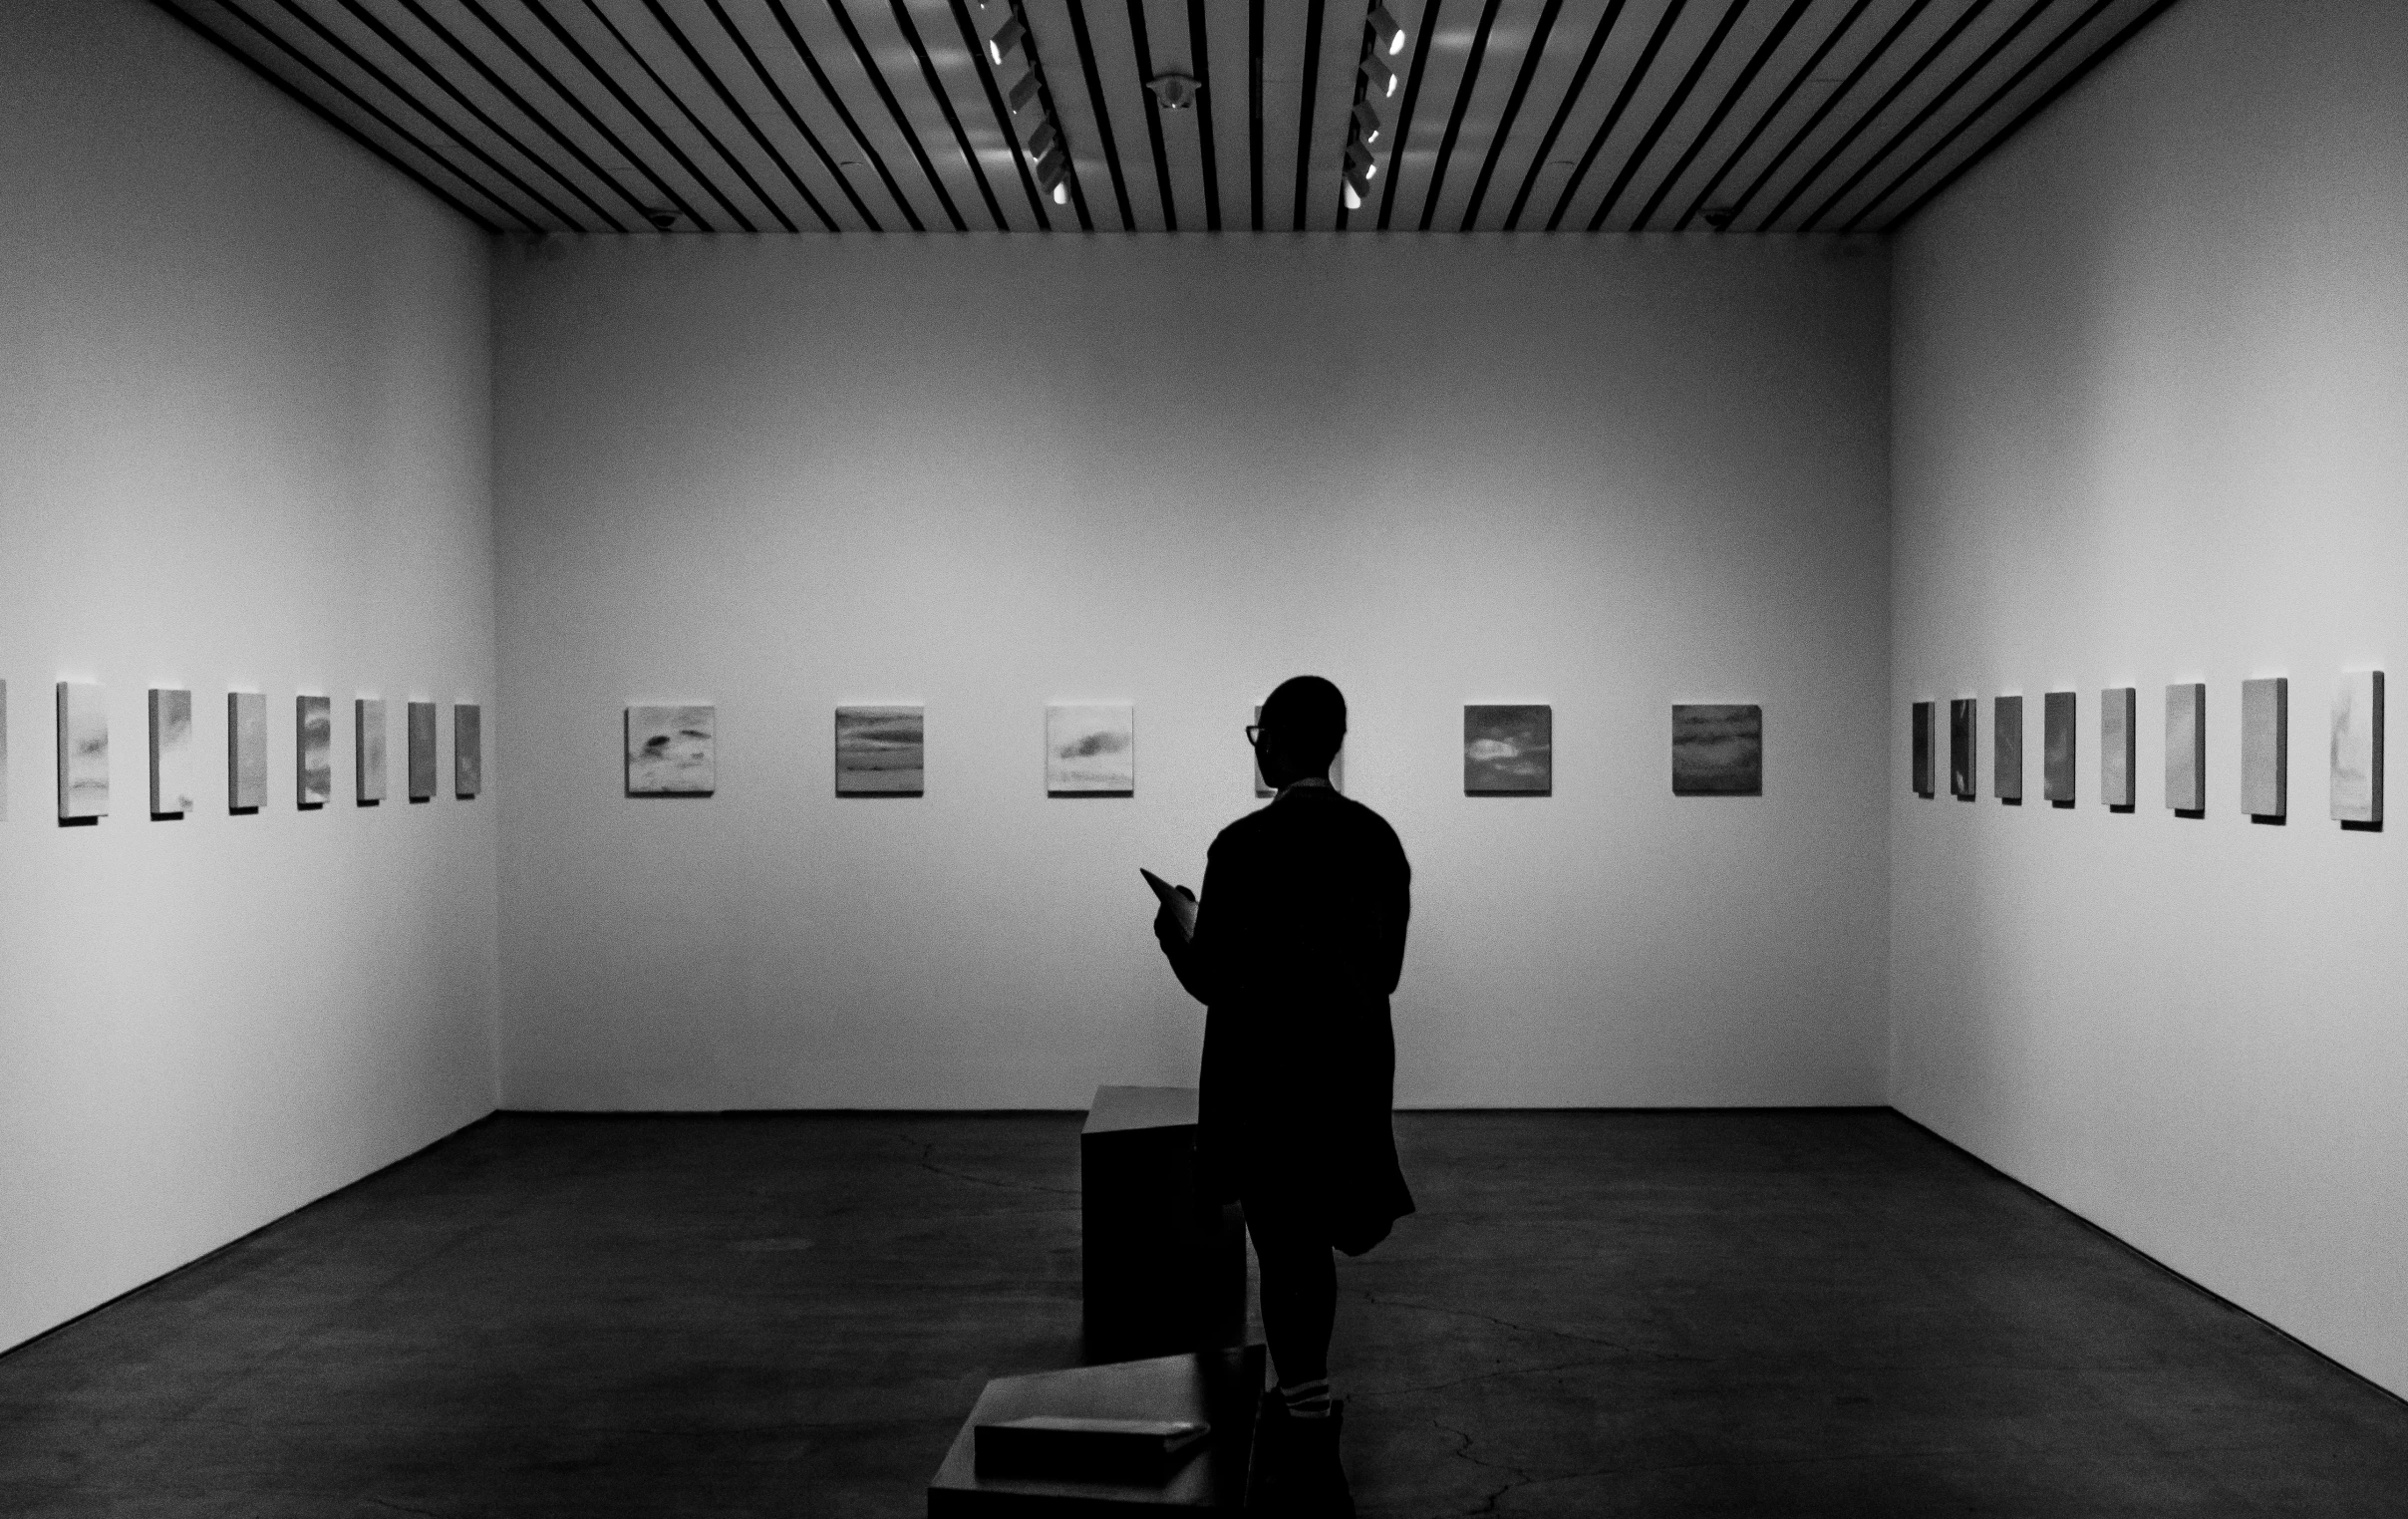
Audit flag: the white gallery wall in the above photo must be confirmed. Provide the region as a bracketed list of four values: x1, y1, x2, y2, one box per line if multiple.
[0, 2, 500, 1354]
[491, 234, 1893, 1110]
[1891, 0, 2408, 1396]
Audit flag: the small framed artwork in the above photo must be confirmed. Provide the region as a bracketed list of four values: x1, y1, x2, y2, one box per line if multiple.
[408, 702, 439, 801]
[454, 704, 482, 798]
[297, 695, 332, 807]
[57, 681, 109, 819]
[1671, 705, 1761, 795]
[836, 705, 926, 795]
[626, 705, 716, 795]
[2166, 683, 2206, 812]
[1911, 702, 1934, 797]
[1949, 699, 1976, 799]
[147, 689, 195, 817]
[1047, 704, 1134, 795]
[2330, 671, 2383, 824]
[356, 698, 388, 804]
[2043, 691, 2077, 803]
[1464, 705, 1551, 795]
[1993, 695, 2023, 801]
[228, 693, 267, 811]
[1253, 705, 1343, 796]
[2100, 688, 2136, 808]
[2242, 677, 2287, 818]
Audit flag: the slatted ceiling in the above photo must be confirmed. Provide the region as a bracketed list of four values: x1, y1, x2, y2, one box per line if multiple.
[154, 0, 2181, 236]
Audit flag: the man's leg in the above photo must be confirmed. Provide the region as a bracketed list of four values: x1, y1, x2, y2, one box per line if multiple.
[1248, 1200, 1337, 1398]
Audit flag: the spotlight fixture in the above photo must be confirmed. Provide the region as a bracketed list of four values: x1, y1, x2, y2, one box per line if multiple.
[1035, 144, 1070, 204]
[1346, 138, 1378, 179]
[1342, 162, 1369, 210]
[1145, 73, 1201, 110]
[1353, 100, 1382, 145]
[1028, 118, 1058, 158]
[644, 207, 680, 229]
[1360, 54, 1397, 99]
[986, 15, 1026, 66]
[1702, 205, 1737, 230]
[1007, 69, 1042, 114]
[1368, 3, 1406, 57]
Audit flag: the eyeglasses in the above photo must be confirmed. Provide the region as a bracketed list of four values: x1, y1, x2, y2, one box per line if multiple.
[1244, 725, 1263, 746]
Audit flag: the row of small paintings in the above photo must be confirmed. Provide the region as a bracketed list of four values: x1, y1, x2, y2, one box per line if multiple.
[1911, 673, 2381, 823]
[16, 681, 481, 821]
[627, 703, 1767, 798]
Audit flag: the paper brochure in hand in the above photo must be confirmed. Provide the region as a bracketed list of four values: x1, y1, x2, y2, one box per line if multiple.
[1140, 868, 1198, 941]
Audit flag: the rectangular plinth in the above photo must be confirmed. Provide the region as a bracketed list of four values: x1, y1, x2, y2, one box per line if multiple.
[928, 1345, 1264, 1515]
[1082, 1086, 1246, 1363]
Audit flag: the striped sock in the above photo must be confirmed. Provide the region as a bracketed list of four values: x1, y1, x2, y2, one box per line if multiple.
[1278, 1377, 1333, 1420]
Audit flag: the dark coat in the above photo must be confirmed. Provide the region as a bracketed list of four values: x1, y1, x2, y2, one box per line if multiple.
[1165, 784, 1414, 1256]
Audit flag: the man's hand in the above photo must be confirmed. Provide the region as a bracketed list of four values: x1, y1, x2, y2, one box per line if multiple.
[1152, 885, 1197, 956]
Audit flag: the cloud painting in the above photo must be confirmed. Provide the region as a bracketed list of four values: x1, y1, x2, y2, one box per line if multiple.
[57, 682, 108, 819]
[1048, 704, 1134, 794]
[1993, 695, 2023, 801]
[1672, 705, 1761, 795]
[2043, 691, 2076, 803]
[2330, 671, 2382, 824]
[409, 702, 439, 801]
[1464, 705, 1551, 794]
[228, 693, 267, 811]
[357, 699, 388, 804]
[2165, 683, 2205, 812]
[2101, 688, 2136, 807]
[2242, 677, 2287, 817]
[149, 688, 195, 816]
[455, 704, 481, 798]
[627, 705, 715, 795]
[836, 705, 925, 795]
[297, 696, 332, 807]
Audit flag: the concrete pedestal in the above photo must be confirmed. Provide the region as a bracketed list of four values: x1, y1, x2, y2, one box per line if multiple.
[1081, 1085, 1247, 1364]
[926, 1345, 1265, 1515]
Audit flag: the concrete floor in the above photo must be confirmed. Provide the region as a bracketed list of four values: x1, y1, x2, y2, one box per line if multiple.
[1, 1110, 2403, 1516]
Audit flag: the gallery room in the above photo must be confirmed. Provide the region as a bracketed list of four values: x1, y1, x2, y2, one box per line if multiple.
[3, 0, 2404, 1512]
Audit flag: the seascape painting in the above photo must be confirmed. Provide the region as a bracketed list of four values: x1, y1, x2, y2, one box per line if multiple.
[57, 682, 108, 819]
[2242, 677, 2287, 817]
[627, 705, 716, 794]
[1912, 702, 1934, 797]
[455, 704, 482, 798]
[1671, 705, 1761, 796]
[357, 699, 388, 804]
[836, 706, 925, 794]
[1949, 699, 1976, 799]
[228, 693, 267, 811]
[149, 688, 195, 816]
[1047, 704, 1134, 794]
[2330, 671, 2383, 824]
[408, 703, 439, 801]
[1464, 705, 1551, 794]
[2043, 691, 2077, 803]
[1254, 705, 1343, 796]
[2166, 683, 2206, 812]
[1993, 695, 2023, 801]
[2101, 688, 2136, 807]
[297, 696, 332, 807]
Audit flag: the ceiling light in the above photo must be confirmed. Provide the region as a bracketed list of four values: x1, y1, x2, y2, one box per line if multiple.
[986, 15, 1026, 66]
[1035, 144, 1066, 187]
[1028, 118, 1058, 157]
[1343, 162, 1369, 209]
[1053, 180, 1069, 205]
[1353, 101, 1382, 145]
[1008, 70, 1042, 114]
[1369, 4, 1405, 57]
[1347, 138, 1377, 178]
[1361, 55, 1397, 99]
[1146, 74, 1200, 110]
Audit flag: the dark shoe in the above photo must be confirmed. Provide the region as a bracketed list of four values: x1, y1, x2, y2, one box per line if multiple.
[1251, 1395, 1353, 1516]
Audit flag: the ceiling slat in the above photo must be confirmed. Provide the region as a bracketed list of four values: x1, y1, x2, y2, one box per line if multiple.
[150, 0, 2183, 237]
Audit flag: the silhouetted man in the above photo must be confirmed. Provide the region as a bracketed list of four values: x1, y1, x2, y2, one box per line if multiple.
[1153, 675, 1412, 1513]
